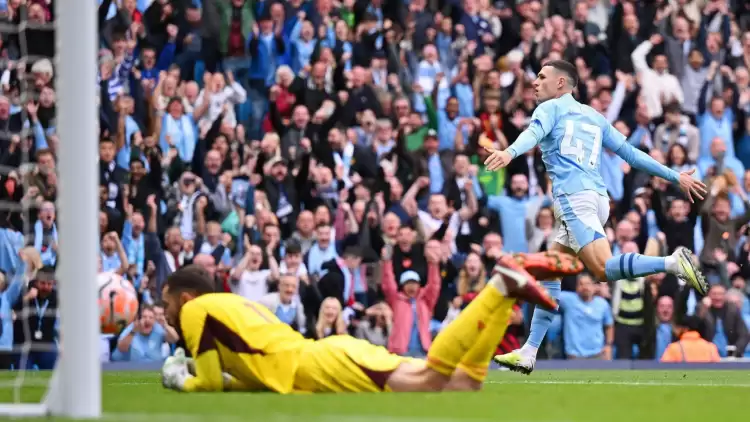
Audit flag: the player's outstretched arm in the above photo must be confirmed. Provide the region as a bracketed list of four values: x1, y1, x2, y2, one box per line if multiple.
[485, 101, 553, 171]
[484, 126, 544, 170]
[606, 129, 707, 202]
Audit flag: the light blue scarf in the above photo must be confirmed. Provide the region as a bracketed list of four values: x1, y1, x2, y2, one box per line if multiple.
[34, 220, 57, 266]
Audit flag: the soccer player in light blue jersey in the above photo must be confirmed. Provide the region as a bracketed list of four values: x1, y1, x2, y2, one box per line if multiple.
[485, 60, 708, 373]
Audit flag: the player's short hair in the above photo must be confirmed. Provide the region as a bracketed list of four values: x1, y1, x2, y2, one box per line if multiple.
[165, 265, 216, 296]
[544, 60, 579, 88]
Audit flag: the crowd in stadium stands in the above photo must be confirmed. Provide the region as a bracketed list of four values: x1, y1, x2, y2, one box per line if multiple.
[0, 0, 750, 369]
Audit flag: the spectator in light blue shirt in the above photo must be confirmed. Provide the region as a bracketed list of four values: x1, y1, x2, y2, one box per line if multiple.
[452, 62, 474, 118]
[558, 273, 614, 359]
[112, 306, 178, 362]
[0, 259, 30, 354]
[100, 231, 128, 274]
[487, 174, 531, 253]
[654, 296, 675, 360]
[122, 209, 147, 288]
[0, 229, 25, 274]
[437, 97, 469, 151]
[289, 16, 317, 74]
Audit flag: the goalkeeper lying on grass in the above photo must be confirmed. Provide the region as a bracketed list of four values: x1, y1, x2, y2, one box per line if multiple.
[161, 252, 581, 393]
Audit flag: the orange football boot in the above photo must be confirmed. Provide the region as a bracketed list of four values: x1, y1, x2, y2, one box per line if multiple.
[492, 255, 557, 311]
[510, 250, 584, 280]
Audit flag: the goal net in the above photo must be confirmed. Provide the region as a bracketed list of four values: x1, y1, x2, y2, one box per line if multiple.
[0, 0, 100, 419]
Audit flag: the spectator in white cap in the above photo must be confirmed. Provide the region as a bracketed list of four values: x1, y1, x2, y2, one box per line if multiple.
[381, 242, 441, 357]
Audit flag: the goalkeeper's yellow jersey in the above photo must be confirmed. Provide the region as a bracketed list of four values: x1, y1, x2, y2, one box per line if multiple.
[179, 293, 309, 393]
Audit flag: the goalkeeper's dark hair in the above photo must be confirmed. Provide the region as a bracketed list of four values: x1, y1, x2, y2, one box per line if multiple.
[165, 265, 215, 296]
[544, 60, 579, 88]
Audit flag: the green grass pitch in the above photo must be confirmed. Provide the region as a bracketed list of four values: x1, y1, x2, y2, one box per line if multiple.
[0, 370, 748, 421]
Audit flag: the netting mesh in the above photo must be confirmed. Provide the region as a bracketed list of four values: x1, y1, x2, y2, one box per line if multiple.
[0, 1, 59, 404]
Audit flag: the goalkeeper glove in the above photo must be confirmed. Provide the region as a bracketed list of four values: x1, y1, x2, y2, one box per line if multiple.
[162, 348, 193, 391]
[163, 348, 235, 390]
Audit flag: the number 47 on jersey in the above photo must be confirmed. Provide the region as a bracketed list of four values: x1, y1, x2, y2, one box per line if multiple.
[560, 120, 602, 168]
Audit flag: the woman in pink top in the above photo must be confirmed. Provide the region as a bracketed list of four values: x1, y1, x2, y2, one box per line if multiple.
[381, 242, 441, 356]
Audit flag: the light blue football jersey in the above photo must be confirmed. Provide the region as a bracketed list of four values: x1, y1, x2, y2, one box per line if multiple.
[515, 94, 627, 198]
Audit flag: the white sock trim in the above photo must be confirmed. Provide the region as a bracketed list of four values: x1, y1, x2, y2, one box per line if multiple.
[520, 344, 538, 357]
[665, 255, 678, 274]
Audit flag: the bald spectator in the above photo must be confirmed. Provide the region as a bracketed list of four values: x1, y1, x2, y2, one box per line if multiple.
[612, 220, 636, 255]
[291, 211, 316, 254]
[653, 295, 675, 360]
[192, 254, 217, 279]
[259, 274, 307, 335]
[697, 137, 745, 182]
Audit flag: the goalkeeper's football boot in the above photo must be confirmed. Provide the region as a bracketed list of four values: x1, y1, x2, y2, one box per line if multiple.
[673, 247, 708, 296]
[510, 251, 584, 280]
[493, 349, 536, 375]
[493, 255, 557, 311]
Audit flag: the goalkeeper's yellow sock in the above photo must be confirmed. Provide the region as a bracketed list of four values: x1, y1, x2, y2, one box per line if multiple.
[456, 298, 515, 382]
[426, 284, 508, 377]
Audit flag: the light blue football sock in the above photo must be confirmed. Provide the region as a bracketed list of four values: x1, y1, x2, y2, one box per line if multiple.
[604, 253, 666, 281]
[525, 281, 561, 349]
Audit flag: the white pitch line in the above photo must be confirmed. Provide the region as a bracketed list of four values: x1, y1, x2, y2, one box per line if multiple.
[103, 413, 568, 422]
[486, 380, 750, 388]
[102, 412, 249, 422]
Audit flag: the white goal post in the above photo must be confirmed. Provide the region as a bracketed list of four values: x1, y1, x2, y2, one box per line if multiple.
[0, 0, 101, 418]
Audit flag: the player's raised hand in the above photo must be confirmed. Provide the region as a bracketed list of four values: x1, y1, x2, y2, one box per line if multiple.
[677, 169, 707, 203]
[483, 147, 512, 171]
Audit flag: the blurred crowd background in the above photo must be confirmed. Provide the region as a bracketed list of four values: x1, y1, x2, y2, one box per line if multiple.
[0, 0, 749, 369]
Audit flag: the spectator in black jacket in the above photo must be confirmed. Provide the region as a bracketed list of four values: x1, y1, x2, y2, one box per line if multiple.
[698, 284, 749, 357]
[651, 186, 702, 253]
